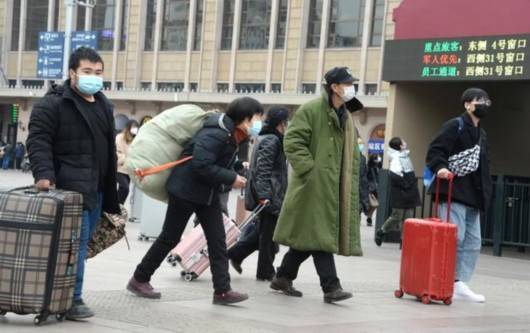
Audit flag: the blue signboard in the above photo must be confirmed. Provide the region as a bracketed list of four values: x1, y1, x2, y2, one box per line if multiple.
[368, 139, 385, 155]
[37, 32, 65, 79]
[71, 31, 98, 51]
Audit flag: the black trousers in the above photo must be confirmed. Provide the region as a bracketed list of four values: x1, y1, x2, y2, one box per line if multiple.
[228, 212, 278, 279]
[276, 248, 341, 293]
[134, 194, 231, 293]
[116, 173, 130, 205]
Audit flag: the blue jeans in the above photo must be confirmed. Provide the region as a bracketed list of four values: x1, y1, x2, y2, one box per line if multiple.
[2, 156, 10, 169]
[439, 202, 481, 282]
[74, 193, 103, 301]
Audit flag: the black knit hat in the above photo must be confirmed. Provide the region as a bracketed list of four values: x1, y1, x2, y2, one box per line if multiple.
[265, 106, 289, 128]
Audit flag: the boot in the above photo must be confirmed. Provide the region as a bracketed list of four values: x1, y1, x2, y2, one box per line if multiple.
[213, 290, 249, 305]
[324, 288, 353, 303]
[375, 229, 385, 247]
[126, 277, 162, 299]
[230, 259, 243, 274]
[270, 276, 303, 297]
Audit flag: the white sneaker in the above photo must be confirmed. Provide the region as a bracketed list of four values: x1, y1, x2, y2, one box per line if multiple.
[453, 281, 486, 303]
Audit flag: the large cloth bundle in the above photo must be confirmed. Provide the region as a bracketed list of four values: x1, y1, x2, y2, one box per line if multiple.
[125, 104, 215, 202]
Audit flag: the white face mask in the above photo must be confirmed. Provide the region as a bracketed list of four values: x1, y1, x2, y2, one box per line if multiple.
[341, 85, 356, 102]
[130, 127, 138, 136]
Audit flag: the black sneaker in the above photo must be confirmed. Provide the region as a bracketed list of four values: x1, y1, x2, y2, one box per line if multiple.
[375, 229, 385, 247]
[324, 288, 353, 303]
[65, 299, 95, 321]
[270, 276, 303, 297]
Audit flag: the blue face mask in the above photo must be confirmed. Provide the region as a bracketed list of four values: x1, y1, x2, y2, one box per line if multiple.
[77, 75, 103, 95]
[249, 121, 262, 137]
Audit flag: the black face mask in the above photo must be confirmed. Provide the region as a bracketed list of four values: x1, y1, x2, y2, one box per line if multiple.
[473, 104, 489, 119]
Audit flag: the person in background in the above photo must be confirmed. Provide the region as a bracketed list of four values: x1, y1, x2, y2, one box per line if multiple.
[228, 106, 289, 281]
[358, 137, 370, 222]
[116, 120, 139, 205]
[375, 137, 421, 247]
[127, 97, 264, 305]
[2, 143, 12, 170]
[366, 154, 382, 226]
[15, 142, 25, 170]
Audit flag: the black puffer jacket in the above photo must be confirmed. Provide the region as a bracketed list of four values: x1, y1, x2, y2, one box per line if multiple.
[426, 113, 492, 211]
[166, 114, 240, 206]
[26, 81, 120, 214]
[245, 127, 288, 215]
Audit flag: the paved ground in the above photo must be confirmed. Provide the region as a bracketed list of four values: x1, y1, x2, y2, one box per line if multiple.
[1, 170, 529, 332]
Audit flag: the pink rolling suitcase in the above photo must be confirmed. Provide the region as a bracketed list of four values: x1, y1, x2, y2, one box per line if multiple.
[167, 204, 266, 281]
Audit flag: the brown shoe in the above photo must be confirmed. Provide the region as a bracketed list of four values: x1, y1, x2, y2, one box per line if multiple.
[126, 277, 161, 299]
[270, 276, 303, 297]
[212, 290, 249, 305]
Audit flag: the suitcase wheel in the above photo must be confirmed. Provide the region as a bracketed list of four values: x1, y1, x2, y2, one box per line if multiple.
[34, 314, 48, 326]
[394, 289, 404, 298]
[443, 297, 452, 306]
[421, 295, 431, 305]
[182, 272, 198, 282]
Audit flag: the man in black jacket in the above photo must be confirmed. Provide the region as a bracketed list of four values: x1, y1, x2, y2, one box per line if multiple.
[375, 137, 421, 246]
[27, 47, 120, 320]
[128, 97, 264, 305]
[426, 87, 492, 303]
[228, 106, 289, 281]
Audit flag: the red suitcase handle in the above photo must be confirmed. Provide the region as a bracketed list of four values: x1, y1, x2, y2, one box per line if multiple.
[433, 174, 454, 223]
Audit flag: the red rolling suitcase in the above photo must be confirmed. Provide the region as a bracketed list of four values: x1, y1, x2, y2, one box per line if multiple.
[394, 176, 457, 305]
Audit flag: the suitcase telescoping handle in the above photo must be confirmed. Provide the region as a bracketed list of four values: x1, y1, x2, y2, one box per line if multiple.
[433, 174, 454, 223]
[238, 201, 270, 230]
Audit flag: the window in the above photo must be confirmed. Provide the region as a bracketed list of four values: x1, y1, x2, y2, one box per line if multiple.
[275, 0, 288, 49]
[306, 0, 322, 48]
[161, 0, 189, 51]
[193, 0, 204, 50]
[25, 0, 48, 50]
[235, 83, 265, 93]
[22, 80, 44, 88]
[239, 0, 271, 50]
[302, 83, 316, 93]
[190, 82, 198, 91]
[328, 0, 365, 48]
[92, 0, 128, 51]
[77, 6, 87, 30]
[144, 0, 156, 50]
[11, 0, 21, 51]
[365, 83, 378, 95]
[370, 0, 385, 46]
[103, 81, 124, 90]
[271, 83, 282, 93]
[221, 0, 235, 50]
[141, 82, 152, 90]
[157, 82, 184, 91]
[217, 83, 229, 92]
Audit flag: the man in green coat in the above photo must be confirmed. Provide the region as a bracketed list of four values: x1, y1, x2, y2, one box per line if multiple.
[270, 67, 364, 303]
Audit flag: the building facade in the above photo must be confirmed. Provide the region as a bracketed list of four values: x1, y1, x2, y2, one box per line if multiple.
[0, 0, 402, 145]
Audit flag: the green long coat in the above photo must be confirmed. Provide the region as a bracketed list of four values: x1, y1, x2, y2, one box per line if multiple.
[273, 93, 363, 256]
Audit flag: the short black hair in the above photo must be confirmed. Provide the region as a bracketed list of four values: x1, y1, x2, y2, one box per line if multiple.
[389, 137, 403, 151]
[461, 88, 489, 107]
[69, 47, 104, 71]
[265, 106, 289, 128]
[225, 97, 264, 125]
